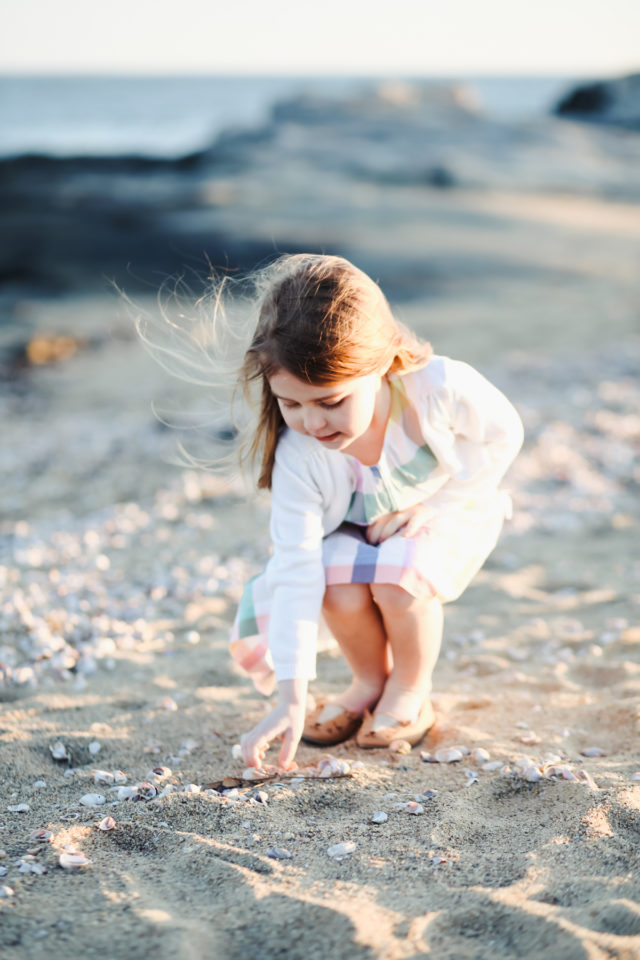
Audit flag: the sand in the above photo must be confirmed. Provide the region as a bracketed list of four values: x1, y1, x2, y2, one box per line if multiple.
[1, 188, 640, 959]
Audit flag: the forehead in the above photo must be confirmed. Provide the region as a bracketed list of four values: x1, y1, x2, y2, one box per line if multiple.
[268, 370, 370, 401]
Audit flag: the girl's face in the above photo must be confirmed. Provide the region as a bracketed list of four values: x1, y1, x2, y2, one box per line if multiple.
[268, 369, 387, 452]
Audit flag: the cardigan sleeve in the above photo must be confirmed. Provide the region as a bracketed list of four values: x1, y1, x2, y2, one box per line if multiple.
[418, 358, 524, 515]
[265, 440, 327, 682]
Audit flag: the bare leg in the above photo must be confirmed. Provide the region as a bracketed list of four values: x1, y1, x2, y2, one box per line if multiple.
[369, 584, 443, 725]
[320, 583, 390, 714]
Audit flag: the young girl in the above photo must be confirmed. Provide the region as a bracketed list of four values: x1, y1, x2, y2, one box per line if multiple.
[227, 253, 523, 770]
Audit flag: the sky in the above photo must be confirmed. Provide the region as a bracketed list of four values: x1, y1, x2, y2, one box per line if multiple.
[2, 0, 639, 76]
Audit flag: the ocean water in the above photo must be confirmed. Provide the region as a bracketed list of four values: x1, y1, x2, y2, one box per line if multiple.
[0, 74, 580, 160]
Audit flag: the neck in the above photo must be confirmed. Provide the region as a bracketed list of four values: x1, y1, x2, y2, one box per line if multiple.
[345, 376, 391, 466]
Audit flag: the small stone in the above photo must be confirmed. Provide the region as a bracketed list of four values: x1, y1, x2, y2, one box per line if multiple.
[88, 741, 101, 755]
[631, 772, 640, 782]
[93, 770, 115, 785]
[49, 742, 70, 761]
[471, 748, 491, 762]
[158, 696, 178, 711]
[231, 744, 243, 760]
[518, 733, 541, 746]
[32, 780, 47, 789]
[7, 803, 30, 813]
[580, 747, 606, 758]
[327, 841, 356, 859]
[0, 885, 14, 898]
[481, 760, 503, 771]
[79, 793, 106, 806]
[371, 811, 388, 824]
[266, 847, 292, 860]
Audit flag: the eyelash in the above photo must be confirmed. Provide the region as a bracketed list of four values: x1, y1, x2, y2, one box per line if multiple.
[280, 399, 344, 410]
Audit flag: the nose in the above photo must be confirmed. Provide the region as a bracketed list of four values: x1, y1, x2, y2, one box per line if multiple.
[303, 406, 327, 435]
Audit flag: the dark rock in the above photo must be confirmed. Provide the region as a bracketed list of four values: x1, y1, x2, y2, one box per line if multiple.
[554, 73, 640, 130]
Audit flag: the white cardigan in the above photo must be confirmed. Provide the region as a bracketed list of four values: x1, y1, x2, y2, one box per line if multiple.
[264, 355, 524, 681]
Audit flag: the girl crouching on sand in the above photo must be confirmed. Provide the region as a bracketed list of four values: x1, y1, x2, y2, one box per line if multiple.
[228, 254, 524, 770]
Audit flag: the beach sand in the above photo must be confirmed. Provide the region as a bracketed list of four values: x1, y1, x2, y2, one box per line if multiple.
[1, 188, 639, 959]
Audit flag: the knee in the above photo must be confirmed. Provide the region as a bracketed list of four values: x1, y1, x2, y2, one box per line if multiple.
[370, 583, 426, 615]
[323, 583, 373, 617]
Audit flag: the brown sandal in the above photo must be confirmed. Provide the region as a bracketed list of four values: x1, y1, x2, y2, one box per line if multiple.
[301, 700, 364, 746]
[356, 699, 435, 749]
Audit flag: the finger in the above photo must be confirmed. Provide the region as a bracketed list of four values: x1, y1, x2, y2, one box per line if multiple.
[278, 727, 300, 770]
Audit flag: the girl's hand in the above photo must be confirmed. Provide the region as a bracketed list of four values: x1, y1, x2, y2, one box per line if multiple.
[366, 502, 432, 545]
[240, 678, 307, 771]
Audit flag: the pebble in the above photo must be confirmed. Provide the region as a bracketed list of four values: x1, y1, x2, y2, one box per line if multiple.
[32, 780, 47, 789]
[471, 748, 491, 762]
[266, 847, 292, 860]
[49, 742, 70, 761]
[481, 760, 503, 771]
[0, 886, 14, 898]
[0, 866, 7, 877]
[158, 696, 178, 711]
[327, 841, 356, 859]
[79, 793, 106, 806]
[30, 830, 53, 842]
[371, 811, 388, 824]
[7, 803, 30, 813]
[580, 747, 606, 757]
[433, 748, 464, 763]
[88, 741, 102, 755]
[631, 772, 640, 782]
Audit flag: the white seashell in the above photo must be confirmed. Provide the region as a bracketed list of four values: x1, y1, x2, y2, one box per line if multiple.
[522, 766, 543, 782]
[49, 742, 70, 761]
[32, 780, 47, 789]
[451, 745, 471, 756]
[434, 748, 463, 763]
[182, 784, 200, 794]
[115, 785, 136, 800]
[79, 793, 106, 806]
[133, 782, 158, 801]
[252, 790, 268, 804]
[96, 816, 116, 831]
[416, 789, 437, 801]
[465, 770, 479, 785]
[515, 721, 529, 729]
[371, 811, 388, 824]
[0, 866, 7, 877]
[575, 770, 598, 789]
[231, 744, 243, 759]
[481, 760, 503, 771]
[557, 766, 577, 781]
[30, 830, 53, 842]
[158, 696, 178, 711]
[0, 885, 15, 898]
[430, 856, 447, 866]
[327, 841, 356, 858]
[420, 751, 436, 763]
[58, 852, 91, 870]
[542, 753, 563, 767]
[179, 738, 199, 754]
[266, 847, 292, 860]
[18, 860, 46, 875]
[93, 770, 115, 785]
[388, 739, 412, 755]
[147, 766, 172, 783]
[7, 803, 30, 813]
[471, 748, 490, 762]
[518, 734, 541, 746]
[404, 801, 424, 815]
[88, 741, 101, 755]
[580, 747, 606, 758]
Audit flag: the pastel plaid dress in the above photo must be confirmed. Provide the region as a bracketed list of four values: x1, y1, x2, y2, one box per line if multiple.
[230, 365, 516, 694]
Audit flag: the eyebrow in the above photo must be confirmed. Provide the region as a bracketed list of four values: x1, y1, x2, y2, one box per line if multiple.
[272, 390, 344, 403]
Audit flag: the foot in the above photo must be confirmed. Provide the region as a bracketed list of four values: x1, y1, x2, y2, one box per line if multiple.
[301, 679, 383, 746]
[356, 698, 435, 749]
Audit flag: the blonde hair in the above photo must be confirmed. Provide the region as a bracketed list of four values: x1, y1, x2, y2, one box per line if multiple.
[134, 253, 432, 489]
[241, 254, 432, 488]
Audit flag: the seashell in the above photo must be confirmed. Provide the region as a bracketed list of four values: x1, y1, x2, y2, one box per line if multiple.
[179, 738, 199, 755]
[242, 765, 278, 781]
[266, 847, 292, 860]
[58, 852, 91, 870]
[420, 752, 437, 763]
[371, 811, 388, 824]
[30, 830, 53, 842]
[575, 770, 598, 789]
[481, 760, 503, 771]
[253, 790, 268, 804]
[93, 770, 115, 785]
[182, 784, 201, 794]
[96, 816, 117, 831]
[222, 788, 240, 800]
[32, 780, 47, 789]
[416, 789, 437, 801]
[541, 753, 563, 767]
[327, 841, 356, 859]
[430, 856, 447, 866]
[88, 741, 101, 755]
[112, 771, 127, 784]
[79, 793, 106, 806]
[388, 739, 412, 755]
[404, 801, 424, 815]
[451, 745, 471, 756]
[555, 766, 576, 781]
[522, 766, 543, 782]
[471, 748, 491, 763]
[133, 782, 158, 801]
[115, 785, 136, 800]
[630, 772, 640, 782]
[63, 769, 77, 778]
[433, 748, 463, 763]
[580, 747, 606, 758]
[7, 803, 30, 813]
[518, 734, 541, 746]
[147, 767, 172, 783]
[515, 721, 529, 729]
[0, 885, 15, 898]
[231, 744, 243, 759]
[49, 741, 70, 761]
[0, 866, 7, 877]
[158, 696, 178, 711]
[465, 770, 479, 785]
